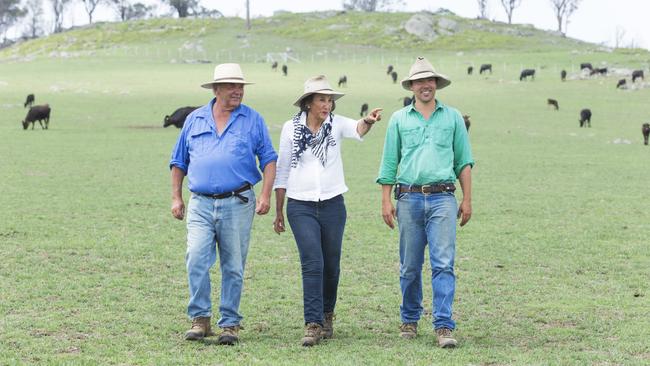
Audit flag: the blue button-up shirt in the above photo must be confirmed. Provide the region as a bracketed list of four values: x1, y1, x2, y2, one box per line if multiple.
[169, 98, 277, 195]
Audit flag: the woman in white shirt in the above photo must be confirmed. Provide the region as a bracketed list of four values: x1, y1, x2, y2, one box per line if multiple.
[273, 75, 382, 346]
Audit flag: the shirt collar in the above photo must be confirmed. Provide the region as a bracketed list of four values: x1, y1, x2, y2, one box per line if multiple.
[407, 98, 445, 114]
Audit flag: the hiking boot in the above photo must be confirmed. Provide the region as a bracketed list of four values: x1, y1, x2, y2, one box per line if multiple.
[185, 317, 214, 340]
[217, 325, 240, 345]
[399, 322, 417, 339]
[436, 328, 457, 348]
[301, 323, 322, 347]
[322, 312, 335, 339]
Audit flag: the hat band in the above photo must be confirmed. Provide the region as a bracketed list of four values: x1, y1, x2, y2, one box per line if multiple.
[212, 77, 245, 82]
[409, 70, 436, 79]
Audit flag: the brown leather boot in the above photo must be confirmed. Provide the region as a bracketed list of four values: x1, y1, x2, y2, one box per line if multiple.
[301, 323, 322, 347]
[399, 322, 417, 339]
[217, 325, 241, 345]
[322, 312, 335, 339]
[436, 327, 457, 348]
[185, 317, 214, 340]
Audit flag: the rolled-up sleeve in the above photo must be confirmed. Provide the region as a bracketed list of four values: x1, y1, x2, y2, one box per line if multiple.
[452, 114, 474, 177]
[255, 115, 278, 171]
[273, 122, 292, 190]
[376, 115, 401, 185]
[169, 127, 189, 173]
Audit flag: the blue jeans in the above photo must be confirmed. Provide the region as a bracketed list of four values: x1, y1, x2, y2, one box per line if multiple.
[287, 195, 346, 325]
[396, 191, 457, 330]
[185, 189, 255, 327]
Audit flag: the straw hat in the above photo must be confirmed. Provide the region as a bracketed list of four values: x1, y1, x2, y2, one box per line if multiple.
[200, 63, 254, 89]
[401, 56, 451, 91]
[293, 75, 345, 107]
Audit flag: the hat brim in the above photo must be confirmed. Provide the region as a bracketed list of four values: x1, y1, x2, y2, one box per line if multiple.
[292, 90, 345, 107]
[401, 72, 451, 91]
[201, 79, 254, 89]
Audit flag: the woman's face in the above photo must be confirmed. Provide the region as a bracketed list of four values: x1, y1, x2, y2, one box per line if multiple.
[307, 93, 333, 123]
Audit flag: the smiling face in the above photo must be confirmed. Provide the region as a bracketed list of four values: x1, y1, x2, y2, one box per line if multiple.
[213, 83, 244, 111]
[410, 76, 437, 104]
[305, 93, 334, 123]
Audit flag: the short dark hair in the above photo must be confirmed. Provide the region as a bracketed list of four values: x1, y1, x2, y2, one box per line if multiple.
[299, 94, 336, 114]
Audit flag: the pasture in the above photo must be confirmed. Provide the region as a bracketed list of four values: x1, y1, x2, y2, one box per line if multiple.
[1, 46, 649, 365]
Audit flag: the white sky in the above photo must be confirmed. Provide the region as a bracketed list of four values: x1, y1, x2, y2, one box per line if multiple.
[10, 0, 650, 50]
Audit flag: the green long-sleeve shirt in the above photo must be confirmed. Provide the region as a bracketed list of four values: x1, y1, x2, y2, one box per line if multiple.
[376, 100, 474, 186]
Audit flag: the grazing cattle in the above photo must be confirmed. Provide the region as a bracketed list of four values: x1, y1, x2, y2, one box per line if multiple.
[579, 108, 592, 128]
[580, 63, 593, 71]
[271, 61, 278, 71]
[632, 70, 644, 82]
[22, 104, 51, 130]
[462, 115, 471, 132]
[479, 64, 492, 74]
[519, 69, 535, 81]
[561, 70, 566, 81]
[164, 106, 199, 128]
[338, 75, 347, 87]
[360, 103, 369, 117]
[282, 64, 288, 76]
[547, 98, 559, 110]
[401, 96, 413, 107]
[467, 66, 473, 75]
[390, 71, 398, 84]
[24, 94, 35, 108]
[386, 64, 394, 75]
[642, 123, 650, 145]
[616, 79, 627, 89]
[590, 67, 608, 76]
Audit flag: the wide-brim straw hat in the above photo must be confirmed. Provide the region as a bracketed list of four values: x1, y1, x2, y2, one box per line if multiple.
[293, 75, 345, 107]
[401, 56, 451, 91]
[201, 63, 254, 89]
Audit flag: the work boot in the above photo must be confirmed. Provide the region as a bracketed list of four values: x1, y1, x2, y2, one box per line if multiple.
[185, 317, 214, 340]
[399, 322, 417, 339]
[301, 323, 322, 347]
[322, 312, 335, 339]
[217, 325, 240, 345]
[436, 328, 457, 348]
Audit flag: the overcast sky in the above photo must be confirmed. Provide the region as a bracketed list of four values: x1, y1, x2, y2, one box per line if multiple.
[11, 0, 650, 50]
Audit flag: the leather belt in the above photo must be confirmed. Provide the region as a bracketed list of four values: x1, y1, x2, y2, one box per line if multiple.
[198, 183, 252, 203]
[397, 183, 456, 194]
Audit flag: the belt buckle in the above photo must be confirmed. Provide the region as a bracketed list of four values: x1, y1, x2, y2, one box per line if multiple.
[420, 185, 432, 194]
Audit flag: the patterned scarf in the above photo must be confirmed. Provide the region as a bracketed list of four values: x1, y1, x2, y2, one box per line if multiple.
[290, 111, 336, 168]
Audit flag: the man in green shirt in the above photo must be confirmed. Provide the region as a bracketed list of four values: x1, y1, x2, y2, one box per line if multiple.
[377, 56, 474, 348]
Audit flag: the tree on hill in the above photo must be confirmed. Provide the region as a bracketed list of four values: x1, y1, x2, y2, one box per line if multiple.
[499, 0, 522, 24]
[0, 0, 26, 41]
[342, 0, 404, 12]
[548, 0, 580, 36]
[50, 0, 73, 33]
[23, 0, 43, 39]
[165, 0, 198, 18]
[112, 0, 154, 21]
[82, 0, 103, 24]
[477, 0, 489, 19]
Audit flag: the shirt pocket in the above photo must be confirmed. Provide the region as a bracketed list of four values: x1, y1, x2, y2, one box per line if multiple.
[189, 128, 213, 155]
[402, 127, 424, 148]
[434, 126, 453, 148]
[229, 130, 251, 157]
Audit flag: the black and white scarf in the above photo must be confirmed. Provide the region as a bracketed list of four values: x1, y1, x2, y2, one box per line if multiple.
[290, 111, 336, 168]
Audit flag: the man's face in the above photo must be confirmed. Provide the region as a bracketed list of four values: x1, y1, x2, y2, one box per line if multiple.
[214, 83, 244, 110]
[410, 77, 437, 104]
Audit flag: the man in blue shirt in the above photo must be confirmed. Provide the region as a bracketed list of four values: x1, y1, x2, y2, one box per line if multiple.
[169, 63, 277, 345]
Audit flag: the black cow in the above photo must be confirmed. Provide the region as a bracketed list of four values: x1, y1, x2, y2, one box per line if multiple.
[24, 94, 35, 108]
[386, 65, 394, 75]
[590, 67, 608, 76]
[642, 123, 650, 146]
[479, 64, 492, 74]
[360, 103, 369, 117]
[271, 61, 278, 71]
[462, 115, 471, 132]
[401, 96, 413, 107]
[22, 104, 51, 130]
[391, 71, 398, 84]
[338, 75, 347, 87]
[580, 63, 593, 71]
[632, 70, 644, 82]
[467, 66, 473, 75]
[547, 98, 559, 110]
[164, 106, 199, 128]
[520, 69, 535, 81]
[282, 64, 288, 76]
[579, 108, 592, 128]
[616, 79, 627, 89]
[561, 70, 567, 81]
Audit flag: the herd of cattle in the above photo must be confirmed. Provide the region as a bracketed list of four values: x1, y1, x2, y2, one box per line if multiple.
[18, 61, 650, 145]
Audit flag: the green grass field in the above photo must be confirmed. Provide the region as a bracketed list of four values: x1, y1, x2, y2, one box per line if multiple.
[1, 16, 650, 365]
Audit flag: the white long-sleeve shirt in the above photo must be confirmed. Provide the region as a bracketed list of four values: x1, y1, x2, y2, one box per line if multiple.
[273, 112, 362, 201]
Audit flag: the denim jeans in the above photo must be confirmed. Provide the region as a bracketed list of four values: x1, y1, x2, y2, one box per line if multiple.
[185, 189, 255, 327]
[396, 191, 457, 330]
[287, 195, 346, 325]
